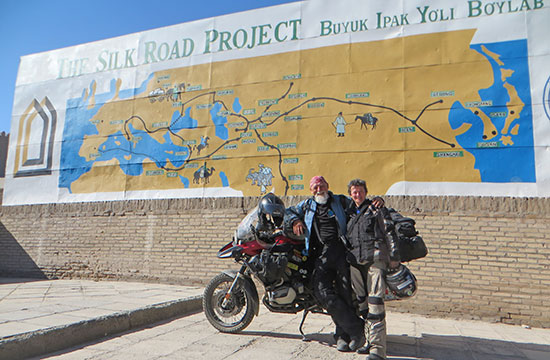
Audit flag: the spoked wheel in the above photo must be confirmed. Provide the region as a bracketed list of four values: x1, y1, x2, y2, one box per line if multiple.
[203, 273, 255, 333]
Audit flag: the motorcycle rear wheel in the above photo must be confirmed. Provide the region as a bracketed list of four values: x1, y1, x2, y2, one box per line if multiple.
[203, 273, 255, 333]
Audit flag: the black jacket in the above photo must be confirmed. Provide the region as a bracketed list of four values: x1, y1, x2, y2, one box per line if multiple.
[346, 201, 400, 265]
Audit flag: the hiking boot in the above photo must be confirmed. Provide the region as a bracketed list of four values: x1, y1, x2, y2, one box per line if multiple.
[356, 343, 371, 354]
[336, 337, 350, 352]
[348, 333, 366, 352]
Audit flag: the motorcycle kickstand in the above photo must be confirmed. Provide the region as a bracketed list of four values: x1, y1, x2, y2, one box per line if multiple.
[299, 309, 310, 342]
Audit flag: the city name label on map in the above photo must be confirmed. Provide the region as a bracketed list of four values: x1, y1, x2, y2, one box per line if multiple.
[433, 151, 464, 158]
[399, 126, 416, 133]
[289, 175, 303, 181]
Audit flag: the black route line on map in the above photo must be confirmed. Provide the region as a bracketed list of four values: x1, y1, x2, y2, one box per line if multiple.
[123, 91, 216, 154]
[150, 82, 295, 184]
[411, 99, 453, 147]
[111, 81, 452, 195]
[223, 83, 295, 193]
[119, 91, 249, 174]
[258, 95, 453, 148]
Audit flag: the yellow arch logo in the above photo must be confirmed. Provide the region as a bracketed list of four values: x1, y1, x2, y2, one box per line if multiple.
[14, 97, 57, 177]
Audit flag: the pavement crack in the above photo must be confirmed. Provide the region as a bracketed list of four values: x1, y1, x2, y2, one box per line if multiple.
[292, 322, 332, 358]
[223, 317, 300, 359]
[41, 283, 53, 303]
[223, 336, 260, 358]
[0, 284, 20, 302]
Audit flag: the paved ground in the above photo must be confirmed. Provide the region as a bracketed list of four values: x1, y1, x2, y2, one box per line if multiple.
[1, 278, 550, 360]
[0, 278, 203, 359]
[36, 311, 550, 360]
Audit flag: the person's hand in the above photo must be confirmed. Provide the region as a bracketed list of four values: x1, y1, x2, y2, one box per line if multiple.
[389, 260, 400, 269]
[371, 196, 384, 208]
[272, 229, 284, 237]
[293, 220, 305, 236]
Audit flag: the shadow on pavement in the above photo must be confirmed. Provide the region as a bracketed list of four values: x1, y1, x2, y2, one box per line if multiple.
[242, 329, 335, 346]
[388, 333, 550, 360]
[235, 330, 550, 359]
[240, 330, 303, 340]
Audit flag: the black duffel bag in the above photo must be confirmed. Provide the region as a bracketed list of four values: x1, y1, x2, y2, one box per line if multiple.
[388, 208, 428, 262]
[398, 235, 428, 262]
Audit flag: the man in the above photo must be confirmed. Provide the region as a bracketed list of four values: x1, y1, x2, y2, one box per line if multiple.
[332, 112, 347, 137]
[346, 178, 400, 360]
[285, 176, 365, 352]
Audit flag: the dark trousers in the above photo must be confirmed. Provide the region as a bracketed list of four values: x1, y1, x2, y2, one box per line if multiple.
[313, 244, 364, 340]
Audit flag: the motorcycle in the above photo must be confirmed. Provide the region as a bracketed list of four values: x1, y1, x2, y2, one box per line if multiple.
[202, 206, 326, 338]
[202, 203, 418, 338]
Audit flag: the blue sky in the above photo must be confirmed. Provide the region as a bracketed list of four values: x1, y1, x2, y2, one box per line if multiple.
[0, 0, 299, 134]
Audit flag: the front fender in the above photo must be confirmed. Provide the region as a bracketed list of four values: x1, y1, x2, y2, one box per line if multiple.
[217, 241, 242, 259]
[222, 270, 260, 316]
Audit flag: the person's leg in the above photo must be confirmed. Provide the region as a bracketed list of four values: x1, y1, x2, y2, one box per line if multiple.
[314, 257, 364, 351]
[349, 263, 369, 318]
[366, 260, 387, 359]
[350, 263, 377, 355]
[333, 255, 366, 351]
[313, 258, 349, 351]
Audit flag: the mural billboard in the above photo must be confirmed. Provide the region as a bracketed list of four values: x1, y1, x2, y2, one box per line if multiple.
[5, 0, 550, 205]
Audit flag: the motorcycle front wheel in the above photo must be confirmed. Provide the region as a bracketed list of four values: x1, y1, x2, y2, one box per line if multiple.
[203, 273, 255, 333]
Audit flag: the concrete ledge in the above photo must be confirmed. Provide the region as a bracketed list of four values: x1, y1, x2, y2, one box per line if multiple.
[0, 295, 202, 360]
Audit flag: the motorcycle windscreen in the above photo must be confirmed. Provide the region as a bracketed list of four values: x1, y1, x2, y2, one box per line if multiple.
[235, 206, 259, 244]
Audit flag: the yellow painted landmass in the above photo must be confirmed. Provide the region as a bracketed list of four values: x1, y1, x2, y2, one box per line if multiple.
[501, 68, 514, 82]
[87, 81, 96, 110]
[75, 30, 494, 196]
[472, 107, 498, 141]
[481, 45, 504, 66]
[510, 123, 520, 135]
[502, 83, 524, 135]
[477, 46, 524, 140]
[500, 135, 513, 146]
[452, 122, 472, 137]
[71, 158, 126, 193]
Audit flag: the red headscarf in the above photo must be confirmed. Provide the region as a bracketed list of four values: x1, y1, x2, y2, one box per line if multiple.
[309, 175, 328, 190]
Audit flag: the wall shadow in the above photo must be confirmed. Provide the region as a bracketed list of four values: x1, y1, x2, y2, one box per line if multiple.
[229, 330, 550, 359]
[0, 220, 47, 279]
[387, 333, 550, 360]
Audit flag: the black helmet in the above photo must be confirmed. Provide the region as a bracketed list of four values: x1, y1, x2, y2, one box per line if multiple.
[385, 264, 417, 299]
[258, 193, 285, 230]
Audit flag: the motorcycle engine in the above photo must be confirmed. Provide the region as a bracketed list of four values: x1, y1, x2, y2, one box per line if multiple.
[249, 250, 288, 286]
[267, 285, 297, 305]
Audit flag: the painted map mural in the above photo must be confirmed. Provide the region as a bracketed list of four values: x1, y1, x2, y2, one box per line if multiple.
[6, 0, 550, 204]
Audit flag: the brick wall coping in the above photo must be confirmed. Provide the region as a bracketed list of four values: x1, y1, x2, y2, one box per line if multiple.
[1, 195, 549, 217]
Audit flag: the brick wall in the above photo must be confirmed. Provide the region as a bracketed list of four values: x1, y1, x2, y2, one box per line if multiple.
[383, 196, 550, 328]
[0, 196, 549, 328]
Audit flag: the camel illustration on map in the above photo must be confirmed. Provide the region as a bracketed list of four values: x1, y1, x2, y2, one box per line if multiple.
[193, 162, 215, 184]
